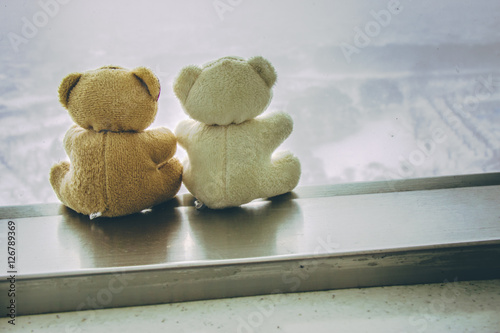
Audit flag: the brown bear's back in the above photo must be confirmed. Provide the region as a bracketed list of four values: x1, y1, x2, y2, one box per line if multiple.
[64, 127, 164, 216]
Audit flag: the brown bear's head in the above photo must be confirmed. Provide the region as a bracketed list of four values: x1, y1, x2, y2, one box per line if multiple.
[173, 56, 277, 126]
[58, 65, 161, 132]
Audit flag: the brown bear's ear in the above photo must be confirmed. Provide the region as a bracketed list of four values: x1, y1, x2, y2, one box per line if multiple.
[132, 67, 161, 101]
[248, 56, 277, 88]
[173, 65, 202, 104]
[58, 72, 82, 108]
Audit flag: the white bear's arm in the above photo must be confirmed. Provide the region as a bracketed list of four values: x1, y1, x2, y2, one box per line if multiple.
[174, 119, 198, 150]
[255, 111, 294, 150]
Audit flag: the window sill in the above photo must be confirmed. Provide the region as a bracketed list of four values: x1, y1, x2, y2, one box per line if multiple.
[1, 173, 500, 316]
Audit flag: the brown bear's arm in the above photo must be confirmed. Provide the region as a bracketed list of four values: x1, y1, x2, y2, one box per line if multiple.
[141, 127, 178, 164]
[255, 111, 294, 151]
[63, 124, 86, 156]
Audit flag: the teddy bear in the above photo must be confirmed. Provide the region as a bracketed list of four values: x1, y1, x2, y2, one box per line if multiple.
[50, 65, 183, 218]
[173, 56, 301, 209]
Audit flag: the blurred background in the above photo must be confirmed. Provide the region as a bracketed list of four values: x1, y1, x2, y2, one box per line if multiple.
[0, 0, 499, 206]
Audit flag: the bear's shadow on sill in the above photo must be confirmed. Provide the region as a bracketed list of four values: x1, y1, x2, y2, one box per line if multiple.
[56, 192, 303, 269]
[185, 193, 304, 261]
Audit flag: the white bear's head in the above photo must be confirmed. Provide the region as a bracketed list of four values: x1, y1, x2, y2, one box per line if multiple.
[173, 56, 277, 125]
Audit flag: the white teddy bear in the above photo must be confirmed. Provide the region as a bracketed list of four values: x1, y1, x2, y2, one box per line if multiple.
[174, 56, 301, 209]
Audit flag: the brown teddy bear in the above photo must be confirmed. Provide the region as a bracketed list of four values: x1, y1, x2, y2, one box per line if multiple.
[50, 65, 182, 218]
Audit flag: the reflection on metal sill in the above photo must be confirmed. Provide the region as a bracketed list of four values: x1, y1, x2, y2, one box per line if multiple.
[1, 172, 500, 316]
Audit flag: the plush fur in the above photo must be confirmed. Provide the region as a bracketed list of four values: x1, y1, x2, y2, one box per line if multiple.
[174, 56, 301, 209]
[50, 66, 182, 218]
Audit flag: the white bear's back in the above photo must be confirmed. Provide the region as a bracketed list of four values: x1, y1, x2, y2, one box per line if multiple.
[183, 120, 271, 208]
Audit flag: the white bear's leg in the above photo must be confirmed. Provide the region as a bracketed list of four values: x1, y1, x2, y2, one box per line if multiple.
[263, 150, 301, 198]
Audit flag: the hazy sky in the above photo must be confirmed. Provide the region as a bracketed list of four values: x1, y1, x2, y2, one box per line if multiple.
[3, 0, 500, 63]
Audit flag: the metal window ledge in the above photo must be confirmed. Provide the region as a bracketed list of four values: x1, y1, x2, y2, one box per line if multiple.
[1, 173, 500, 316]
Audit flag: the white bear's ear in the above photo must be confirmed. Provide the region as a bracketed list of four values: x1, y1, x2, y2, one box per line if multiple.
[58, 72, 82, 108]
[132, 67, 161, 101]
[248, 56, 277, 88]
[173, 65, 202, 104]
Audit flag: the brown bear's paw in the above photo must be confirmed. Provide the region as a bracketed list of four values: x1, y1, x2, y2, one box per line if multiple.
[49, 161, 70, 189]
[158, 158, 183, 198]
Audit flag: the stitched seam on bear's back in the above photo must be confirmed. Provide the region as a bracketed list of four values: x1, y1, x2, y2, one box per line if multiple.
[102, 132, 109, 215]
[223, 126, 228, 203]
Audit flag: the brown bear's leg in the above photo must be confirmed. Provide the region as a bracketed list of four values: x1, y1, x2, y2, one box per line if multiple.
[49, 161, 70, 201]
[157, 157, 183, 201]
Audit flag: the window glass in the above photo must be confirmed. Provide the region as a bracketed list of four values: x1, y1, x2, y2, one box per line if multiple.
[1, 0, 499, 205]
